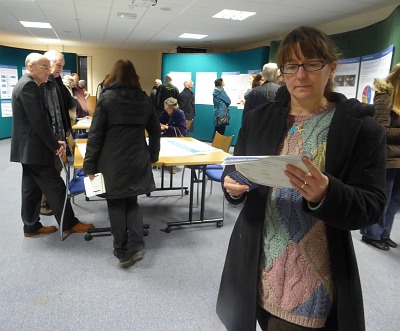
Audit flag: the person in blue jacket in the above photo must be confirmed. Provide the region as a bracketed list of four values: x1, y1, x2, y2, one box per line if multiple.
[212, 78, 231, 138]
[159, 97, 187, 137]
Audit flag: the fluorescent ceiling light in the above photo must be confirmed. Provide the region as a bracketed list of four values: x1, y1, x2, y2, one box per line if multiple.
[20, 21, 52, 28]
[37, 38, 61, 44]
[117, 12, 137, 19]
[212, 9, 256, 21]
[179, 33, 207, 40]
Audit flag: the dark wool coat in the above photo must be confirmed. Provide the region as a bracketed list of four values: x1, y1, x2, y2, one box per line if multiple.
[83, 85, 161, 199]
[10, 73, 60, 165]
[178, 87, 196, 121]
[216, 92, 386, 331]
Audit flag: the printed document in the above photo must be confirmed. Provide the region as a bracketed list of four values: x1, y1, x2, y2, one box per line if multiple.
[222, 155, 308, 188]
[84, 173, 106, 197]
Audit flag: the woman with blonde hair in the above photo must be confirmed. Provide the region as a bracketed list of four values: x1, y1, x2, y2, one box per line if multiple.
[361, 63, 400, 250]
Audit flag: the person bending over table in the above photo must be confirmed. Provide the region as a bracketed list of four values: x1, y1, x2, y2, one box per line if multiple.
[83, 59, 161, 269]
[159, 97, 187, 137]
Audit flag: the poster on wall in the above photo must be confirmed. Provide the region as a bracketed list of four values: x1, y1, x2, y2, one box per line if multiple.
[195, 72, 217, 105]
[1, 100, 12, 117]
[0, 65, 18, 100]
[333, 57, 360, 99]
[356, 45, 394, 104]
[221, 71, 240, 107]
[237, 69, 262, 110]
[168, 71, 192, 93]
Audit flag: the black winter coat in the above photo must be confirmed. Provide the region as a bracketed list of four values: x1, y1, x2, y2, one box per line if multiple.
[216, 92, 386, 331]
[83, 85, 161, 199]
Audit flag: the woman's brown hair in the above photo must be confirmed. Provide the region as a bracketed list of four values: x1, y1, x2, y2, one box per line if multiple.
[277, 26, 340, 99]
[103, 59, 142, 90]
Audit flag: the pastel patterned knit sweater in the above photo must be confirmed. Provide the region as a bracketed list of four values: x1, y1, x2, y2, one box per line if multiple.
[258, 106, 335, 328]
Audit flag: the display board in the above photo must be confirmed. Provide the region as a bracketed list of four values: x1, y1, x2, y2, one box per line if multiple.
[0, 45, 77, 139]
[162, 47, 269, 143]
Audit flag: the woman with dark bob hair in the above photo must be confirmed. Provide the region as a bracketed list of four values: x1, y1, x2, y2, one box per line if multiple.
[216, 26, 386, 331]
[83, 59, 160, 268]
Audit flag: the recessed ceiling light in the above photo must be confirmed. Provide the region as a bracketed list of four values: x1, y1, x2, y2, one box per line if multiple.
[212, 9, 256, 21]
[160, 7, 172, 11]
[20, 21, 52, 28]
[117, 12, 138, 19]
[179, 33, 208, 40]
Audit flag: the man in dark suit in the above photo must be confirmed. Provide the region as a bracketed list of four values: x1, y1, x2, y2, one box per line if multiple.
[178, 80, 195, 132]
[10, 53, 94, 237]
[242, 63, 280, 121]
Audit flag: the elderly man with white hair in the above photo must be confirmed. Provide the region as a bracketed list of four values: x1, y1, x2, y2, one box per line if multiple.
[242, 63, 280, 120]
[10, 53, 94, 237]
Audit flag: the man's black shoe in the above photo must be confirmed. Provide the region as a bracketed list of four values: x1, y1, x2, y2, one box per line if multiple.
[361, 236, 390, 251]
[381, 237, 398, 248]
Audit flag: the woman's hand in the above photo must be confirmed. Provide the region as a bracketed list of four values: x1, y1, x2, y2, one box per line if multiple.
[284, 156, 329, 204]
[160, 124, 168, 130]
[224, 175, 249, 197]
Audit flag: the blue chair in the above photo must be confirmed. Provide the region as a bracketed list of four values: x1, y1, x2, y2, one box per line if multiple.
[205, 167, 225, 221]
[180, 132, 233, 199]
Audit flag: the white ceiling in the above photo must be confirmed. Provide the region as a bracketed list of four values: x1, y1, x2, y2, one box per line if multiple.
[0, 0, 398, 52]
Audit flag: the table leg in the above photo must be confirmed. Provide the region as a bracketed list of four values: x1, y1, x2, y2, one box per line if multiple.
[164, 165, 224, 233]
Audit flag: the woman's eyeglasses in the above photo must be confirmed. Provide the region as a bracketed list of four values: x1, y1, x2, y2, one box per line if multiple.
[280, 61, 328, 74]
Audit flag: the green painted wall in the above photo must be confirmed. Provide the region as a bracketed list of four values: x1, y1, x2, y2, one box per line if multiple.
[270, 6, 400, 67]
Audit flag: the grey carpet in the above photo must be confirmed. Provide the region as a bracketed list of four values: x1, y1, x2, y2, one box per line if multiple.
[0, 138, 399, 331]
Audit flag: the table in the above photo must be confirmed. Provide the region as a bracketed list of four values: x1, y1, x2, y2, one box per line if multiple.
[72, 118, 92, 130]
[73, 137, 231, 232]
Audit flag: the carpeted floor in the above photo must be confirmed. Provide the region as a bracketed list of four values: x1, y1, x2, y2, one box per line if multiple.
[0, 137, 399, 331]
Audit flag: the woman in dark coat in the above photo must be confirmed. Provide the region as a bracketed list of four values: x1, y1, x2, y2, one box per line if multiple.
[361, 63, 400, 250]
[83, 59, 160, 268]
[216, 26, 386, 331]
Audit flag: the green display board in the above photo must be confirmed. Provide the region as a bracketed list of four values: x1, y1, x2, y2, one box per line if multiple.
[0, 45, 77, 139]
[269, 6, 399, 66]
[162, 47, 269, 144]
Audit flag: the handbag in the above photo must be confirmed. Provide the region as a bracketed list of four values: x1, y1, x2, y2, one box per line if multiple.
[173, 127, 184, 137]
[217, 108, 230, 126]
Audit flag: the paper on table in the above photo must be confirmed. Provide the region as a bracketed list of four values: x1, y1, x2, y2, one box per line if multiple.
[222, 155, 308, 188]
[84, 173, 106, 197]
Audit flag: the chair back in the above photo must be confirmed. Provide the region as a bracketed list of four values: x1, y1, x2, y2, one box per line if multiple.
[186, 119, 193, 132]
[86, 95, 97, 116]
[212, 132, 234, 153]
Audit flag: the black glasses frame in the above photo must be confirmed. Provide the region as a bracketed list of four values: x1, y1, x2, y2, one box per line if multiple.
[280, 61, 328, 74]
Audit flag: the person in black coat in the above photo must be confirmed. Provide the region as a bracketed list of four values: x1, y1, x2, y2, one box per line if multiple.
[216, 26, 386, 331]
[10, 53, 94, 237]
[242, 63, 280, 121]
[178, 80, 195, 132]
[83, 59, 161, 268]
[156, 74, 179, 116]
